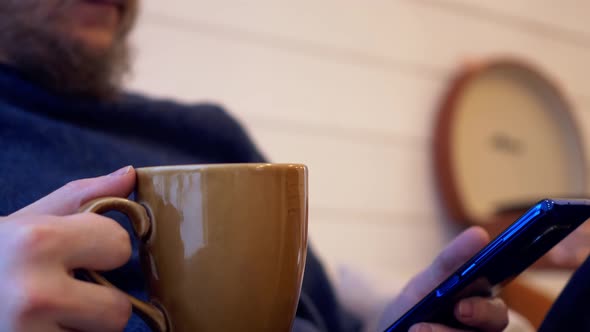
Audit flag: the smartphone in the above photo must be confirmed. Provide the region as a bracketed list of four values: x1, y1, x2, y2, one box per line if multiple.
[383, 198, 590, 332]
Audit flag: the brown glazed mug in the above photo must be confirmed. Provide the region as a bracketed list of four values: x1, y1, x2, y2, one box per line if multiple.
[78, 163, 308, 331]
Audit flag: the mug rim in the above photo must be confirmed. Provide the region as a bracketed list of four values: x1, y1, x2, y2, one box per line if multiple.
[135, 163, 307, 172]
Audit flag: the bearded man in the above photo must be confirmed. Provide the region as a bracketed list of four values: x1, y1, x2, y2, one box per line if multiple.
[0, 1, 583, 332]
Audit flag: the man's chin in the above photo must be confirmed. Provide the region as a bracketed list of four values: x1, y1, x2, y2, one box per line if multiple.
[21, 25, 131, 100]
[0, 1, 133, 100]
[69, 28, 118, 56]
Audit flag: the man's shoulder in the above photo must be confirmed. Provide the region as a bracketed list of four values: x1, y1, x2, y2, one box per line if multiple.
[119, 91, 236, 124]
[118, 91, 267, 162]
[118, 91, 254, 137]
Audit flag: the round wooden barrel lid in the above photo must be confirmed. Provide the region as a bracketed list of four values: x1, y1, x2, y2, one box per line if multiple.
[434, 58, 587, 225]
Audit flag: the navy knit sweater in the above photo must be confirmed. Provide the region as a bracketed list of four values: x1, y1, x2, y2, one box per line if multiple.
[0, 64, 362, 332]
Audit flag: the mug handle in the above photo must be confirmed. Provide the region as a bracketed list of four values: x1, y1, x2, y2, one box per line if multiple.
[78, 197, 169, 332]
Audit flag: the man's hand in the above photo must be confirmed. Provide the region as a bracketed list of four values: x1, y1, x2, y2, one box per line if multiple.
[378, 227, 509, 332]
[0, 166, 136, 332]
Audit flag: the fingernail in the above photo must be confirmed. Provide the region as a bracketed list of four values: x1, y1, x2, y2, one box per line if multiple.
[108, 165, 132, 177]
[410, 324, 432, 332]
[459, 301, 473, 318]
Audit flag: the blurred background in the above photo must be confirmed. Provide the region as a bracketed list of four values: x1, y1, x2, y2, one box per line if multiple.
[126, 0, 590, 329]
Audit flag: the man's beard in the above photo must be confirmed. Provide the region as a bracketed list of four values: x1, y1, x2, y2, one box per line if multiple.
[0, 1, 136, 100]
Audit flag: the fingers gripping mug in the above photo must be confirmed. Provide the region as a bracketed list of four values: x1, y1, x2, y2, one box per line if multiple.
[79, 164, 308, 331]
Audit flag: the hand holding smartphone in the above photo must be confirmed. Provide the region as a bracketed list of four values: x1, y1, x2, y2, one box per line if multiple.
[384, 198, 590, 332]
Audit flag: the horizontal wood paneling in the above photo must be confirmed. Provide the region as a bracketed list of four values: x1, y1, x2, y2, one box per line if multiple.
[139, 0, 590, 98]
[434, 0, 590, 37]
[129, 21, 444, 141]
[246, 127, 439, 218]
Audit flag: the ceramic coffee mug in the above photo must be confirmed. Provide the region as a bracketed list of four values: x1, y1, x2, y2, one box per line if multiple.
[79, 163, 308, 331]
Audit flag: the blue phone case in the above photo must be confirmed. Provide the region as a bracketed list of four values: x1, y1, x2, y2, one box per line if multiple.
[384, 198, 590, 332]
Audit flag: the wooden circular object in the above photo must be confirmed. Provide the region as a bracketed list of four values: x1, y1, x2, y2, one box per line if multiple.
[433, 58, 587, 225]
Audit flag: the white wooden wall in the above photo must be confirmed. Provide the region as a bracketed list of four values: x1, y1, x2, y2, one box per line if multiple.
[127, 0, 590, 322]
